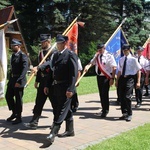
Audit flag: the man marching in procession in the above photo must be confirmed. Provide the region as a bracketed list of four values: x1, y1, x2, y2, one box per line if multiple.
[134, 46, 149, 108]
[85, 43, 117, 118]
[116, 44, 141, 122]
[43, 34, 78, 144]
[5, 38, 28, 124]
[24, 34, 57, 129]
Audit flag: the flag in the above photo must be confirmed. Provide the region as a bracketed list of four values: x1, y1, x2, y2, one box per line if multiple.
[105, 28, 128, 64]
[66, 22, 84, 54]
[66, 22, 78, 54]
[142, 38, 150, 60]
[0, 29, 7, 100]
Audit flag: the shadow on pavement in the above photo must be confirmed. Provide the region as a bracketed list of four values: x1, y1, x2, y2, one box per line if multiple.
[0, 117, 53, 148]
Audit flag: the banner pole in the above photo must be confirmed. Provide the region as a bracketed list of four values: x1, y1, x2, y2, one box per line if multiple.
[25, 14, 81, 87]
[0, 19, 18, 29]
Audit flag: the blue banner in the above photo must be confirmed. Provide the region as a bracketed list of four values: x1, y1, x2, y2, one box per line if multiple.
[105, 29, 128, 64]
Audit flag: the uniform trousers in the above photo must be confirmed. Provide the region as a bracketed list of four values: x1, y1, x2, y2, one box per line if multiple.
[135, 73, 145, 104]
[97, 75, 110, 114]
[33, 80, 57, 119]
[116, 78, 121, 103]
[119, 75, 135, 116]
[5, 85, 24, 114]
[53, 83, 73, 125]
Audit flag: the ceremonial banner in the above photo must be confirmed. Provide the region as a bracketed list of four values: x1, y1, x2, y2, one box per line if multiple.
[66, 22, 78, 54]
[66, 22, 84, 54]
[105, 28, 128, 64]
[0, 29, 7, 100]
[142, 38, 150, 60]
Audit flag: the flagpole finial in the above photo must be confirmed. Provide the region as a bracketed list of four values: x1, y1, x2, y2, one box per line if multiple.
[121, 17, 127, 25]
[7, 18, 18, 25]
[77, 13, 81, 19]
[78, 13, 81, 17]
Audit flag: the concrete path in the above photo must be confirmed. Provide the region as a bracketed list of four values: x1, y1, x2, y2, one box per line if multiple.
[0, 90, 150, 150]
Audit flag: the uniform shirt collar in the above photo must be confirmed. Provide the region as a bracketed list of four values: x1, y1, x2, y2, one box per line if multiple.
[100, 50, 107, 56]
[13, 50, 21, 56]
[59, 48, 67, 54]
[124, 53, 132, 58]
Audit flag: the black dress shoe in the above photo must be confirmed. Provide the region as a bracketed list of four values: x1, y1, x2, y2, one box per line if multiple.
[100, 113, 108, 118]
[143, 93, 149, 96]
[24, 122, 37, 129]
[119, 114, 128, 120]
[58, 131, 75, 138]
[12, 118, 22, 125]
[6, 114, 16, 122]
[95, 111, 108, 118]
[126, 115, 132, 122]
[135, 103, 141, 108]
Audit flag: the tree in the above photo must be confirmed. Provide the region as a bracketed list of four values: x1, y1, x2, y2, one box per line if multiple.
[106, 0, 149, 48]
[0, 0, 10, 9]
[121, 0, 148, 47]
[6, 0, 149, 68]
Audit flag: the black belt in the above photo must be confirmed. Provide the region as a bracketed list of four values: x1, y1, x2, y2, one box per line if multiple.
[53, 80, 67, 85]
[121, 75, 135, 78]
[11, 74, 20, 77]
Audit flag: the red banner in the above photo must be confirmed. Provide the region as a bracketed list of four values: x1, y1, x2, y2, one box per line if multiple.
[142, 42, 150, 60]
[66, 22, 78, 54]
[66, 22, 84, 54]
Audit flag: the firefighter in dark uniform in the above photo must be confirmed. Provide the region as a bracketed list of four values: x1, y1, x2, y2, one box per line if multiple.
[44, 34, 78, 144]
[5, 38, 28, 124]
[24, 34, 56, 129]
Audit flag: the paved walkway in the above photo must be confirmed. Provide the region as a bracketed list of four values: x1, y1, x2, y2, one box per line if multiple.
[0, 90, 150, 150]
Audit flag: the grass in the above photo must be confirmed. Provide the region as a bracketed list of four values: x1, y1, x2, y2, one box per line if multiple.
[85, 123, 150, 150]
[0, 75, 37, 106]
[0, 75, 116, 107]
[77, 76, 116, 95]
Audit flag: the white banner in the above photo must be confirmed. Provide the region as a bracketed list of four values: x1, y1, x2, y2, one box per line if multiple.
[0, 29, 7, 100]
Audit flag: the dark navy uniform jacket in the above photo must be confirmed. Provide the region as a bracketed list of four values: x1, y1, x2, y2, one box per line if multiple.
[8, 50, 28, 87]
[39, 49, 78, 93]
[35, 48, 55, 85]
[51, 49, 78, 93]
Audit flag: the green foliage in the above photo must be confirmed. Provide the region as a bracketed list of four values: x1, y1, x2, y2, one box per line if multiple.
[122, 0, 149, 47]
[0, 0, 10, 9]
[30, 45, 40, 66]
[6, 48, 13, 78]
[80, 41, 97, 75]
[2, 0, 149, 68]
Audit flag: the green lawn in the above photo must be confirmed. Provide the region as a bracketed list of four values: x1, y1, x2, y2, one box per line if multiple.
[0, 75, 37, 106]
[77, 76, 116, 95]
[0, 75, 116, 106]
[85, 123, 150, 150]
